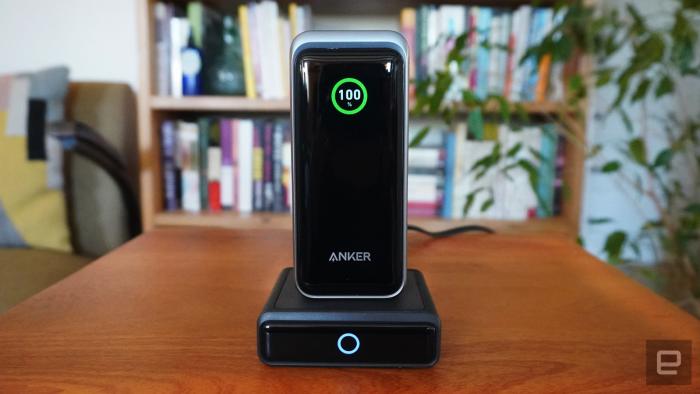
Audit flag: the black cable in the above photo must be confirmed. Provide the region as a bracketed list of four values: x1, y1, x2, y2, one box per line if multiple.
[407, 223, 495, 238]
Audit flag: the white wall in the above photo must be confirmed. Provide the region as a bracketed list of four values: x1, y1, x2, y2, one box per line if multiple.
[0, 0, 139, 89]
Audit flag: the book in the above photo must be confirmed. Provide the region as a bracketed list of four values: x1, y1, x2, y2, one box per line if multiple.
[553, 134, 566, 216]
[252, 120, 264, 211]
[220, 118, 234, 209]
[408, 126, 446, 218]
[160, 120, 178, 210]
[237, 119, 254, 213]
[197, 118, 210, 210]
[289, 2, 299, 37]
[279, 16, 291, 98]
[272, 121, 285, 211]
[548, 7, 567, 101]
[533, 8, 554, 102]
[263, 120, 274, 210]
[508, 6, 531, 101]
[207, 146, 222, 212]
[259, 1, 283, 99]
[169, 17, 189, 97]
[474, 7, 492, 99]
[231, 119, 239, 210]
[537, 124, 558, 217]
[238, 4, 256, 99]
[425, 6, 439, 77]
[177, 121, 200, 212]
[248, 2, 264, 98]
[154, 2, 173, 96]
[399, 8, 416, 99]
[415, 6, 429, 82]
[441, 131, 456, 218]
[466, 7, 479, 91]
[487, 10, 503, 95]
[522, 8, 551, 101]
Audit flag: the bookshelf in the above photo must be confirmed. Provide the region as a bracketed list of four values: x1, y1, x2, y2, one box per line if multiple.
[136, 0, 587, 237]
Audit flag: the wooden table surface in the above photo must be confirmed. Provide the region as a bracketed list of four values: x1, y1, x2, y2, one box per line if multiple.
[0, 228, 698, 393]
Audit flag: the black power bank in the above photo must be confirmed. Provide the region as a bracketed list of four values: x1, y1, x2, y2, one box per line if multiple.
[257, 268, 440, 367]
[291, 31, 408, 298]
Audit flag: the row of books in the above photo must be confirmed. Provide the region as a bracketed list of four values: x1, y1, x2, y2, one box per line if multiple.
[400, 5, 565, 102]
[154, 1, 311, 98]
[161, 117, 563, 220]
[160, 118, 291, 213]
[408, 123, 564, 220]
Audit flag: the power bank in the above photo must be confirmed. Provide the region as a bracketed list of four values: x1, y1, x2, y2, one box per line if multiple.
[291, 31, 408, 298]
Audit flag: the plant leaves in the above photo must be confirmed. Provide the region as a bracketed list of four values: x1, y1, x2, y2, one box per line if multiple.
[462, 187, 484, 216]
[652, 148, 672, 169]
[595, 68, 614, 87]
[480, 198, 495, 212]
[631, 78, 651, 102]
[603, 230, 627, 264]
[409, 126, 430, 148]
[506, 142, 522, 158]
[618, 109, 634, 133]
[655, 75, 674, 97]
[628, 138, 647, 165]
[685, 203, 700, 215]
[600, 160, 621, 173]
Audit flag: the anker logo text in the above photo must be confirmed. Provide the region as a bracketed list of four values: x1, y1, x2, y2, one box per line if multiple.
[329, 252, 371, 262]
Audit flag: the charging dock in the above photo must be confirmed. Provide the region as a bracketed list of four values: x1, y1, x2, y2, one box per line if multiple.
[257, 268, 440, 367]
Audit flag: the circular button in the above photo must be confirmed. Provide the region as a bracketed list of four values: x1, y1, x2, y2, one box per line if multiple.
[337, 333, 360, 355]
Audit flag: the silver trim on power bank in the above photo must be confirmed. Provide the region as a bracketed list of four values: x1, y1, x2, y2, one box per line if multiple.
[290, 30, 409, 299]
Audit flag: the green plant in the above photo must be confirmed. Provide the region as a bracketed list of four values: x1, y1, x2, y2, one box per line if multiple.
[413, 0, 700, 316]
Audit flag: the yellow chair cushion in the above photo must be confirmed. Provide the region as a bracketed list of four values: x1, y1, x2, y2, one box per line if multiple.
[0, 68, 72, 252]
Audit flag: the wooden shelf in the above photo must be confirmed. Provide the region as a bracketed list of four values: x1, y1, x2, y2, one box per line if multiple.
[137, 0, 587, 235]
[150, 96, 290, 112]
[150, 95, 568, 115]
[154, 211, 575, 236]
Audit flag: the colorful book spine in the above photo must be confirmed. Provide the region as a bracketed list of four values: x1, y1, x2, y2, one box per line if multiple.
[237, 119, 254, 213]
[220, 119, 234, 210]
[238, 4, 256, 99]
[537, 124, 557, 217]
[553, 135, 566, 216]
[475, 7, 492, 99]
[178, 121, 200, 212]
[252, 121, 264, 211]
[160, 120, 178, 211]
[154, 3, 172, 96]
[272, 121, 285, 212]
[400, 7, 417, 100]
[534, 9, 554, 102]
[207, 146, 222, 212]
[231, 119, 239, 210]
[263, 120, 274, 211]
[197, 118, 210, 210]
[441, 132, 456, 218]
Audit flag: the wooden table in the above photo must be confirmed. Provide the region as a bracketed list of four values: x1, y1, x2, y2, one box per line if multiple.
[0, 228, 698, 392]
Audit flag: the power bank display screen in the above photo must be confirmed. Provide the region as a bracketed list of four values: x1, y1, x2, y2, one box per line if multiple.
[293, 47, 405, 296]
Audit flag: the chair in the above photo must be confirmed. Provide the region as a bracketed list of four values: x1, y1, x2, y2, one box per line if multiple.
[0, 82, 140, 314]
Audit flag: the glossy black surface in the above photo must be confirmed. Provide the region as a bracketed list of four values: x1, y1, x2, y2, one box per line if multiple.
[262, 324, 437, 365]
[292, 47, 406, 297]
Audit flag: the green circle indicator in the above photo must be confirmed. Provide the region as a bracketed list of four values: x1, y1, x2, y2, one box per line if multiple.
[331, 77, 367, 115]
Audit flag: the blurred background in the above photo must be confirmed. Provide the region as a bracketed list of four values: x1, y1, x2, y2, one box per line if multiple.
[0, 0, 697, 318]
